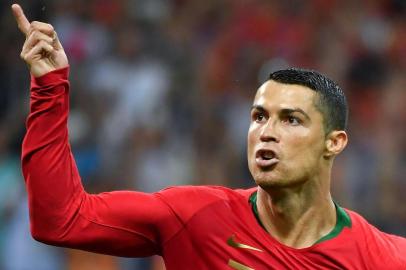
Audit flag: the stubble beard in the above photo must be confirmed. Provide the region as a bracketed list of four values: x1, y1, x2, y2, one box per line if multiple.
[252, 165, 308, 191]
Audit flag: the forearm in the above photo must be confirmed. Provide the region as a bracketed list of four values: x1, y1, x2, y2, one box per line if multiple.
[15, 5, 181, 257]
[21, 69, 169, 256]
[21, 67, 85, 241]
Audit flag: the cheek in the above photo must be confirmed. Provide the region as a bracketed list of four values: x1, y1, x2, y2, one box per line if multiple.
[283, 130, 324, 157]
[247, 125, 257, 153]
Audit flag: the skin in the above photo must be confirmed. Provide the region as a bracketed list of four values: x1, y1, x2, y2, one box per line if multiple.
[248, 80, 348, 248]
[13, 2, 348, 250]
[11, 4, 68, 77]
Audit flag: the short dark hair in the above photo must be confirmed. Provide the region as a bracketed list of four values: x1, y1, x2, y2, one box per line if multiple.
[269, 68, 348, 133]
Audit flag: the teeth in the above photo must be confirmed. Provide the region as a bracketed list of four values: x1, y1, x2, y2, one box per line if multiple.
[261, 151, 274, 160]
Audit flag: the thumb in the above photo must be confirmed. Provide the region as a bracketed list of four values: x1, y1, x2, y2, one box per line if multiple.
[11, 4, 30, 35]
[52, 32, 63, 50]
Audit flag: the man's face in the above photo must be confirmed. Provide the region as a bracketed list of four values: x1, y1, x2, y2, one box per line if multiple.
[247, 80, 327, 189]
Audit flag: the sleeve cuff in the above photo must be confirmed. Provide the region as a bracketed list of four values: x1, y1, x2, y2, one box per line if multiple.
[31, 66, 70, 87]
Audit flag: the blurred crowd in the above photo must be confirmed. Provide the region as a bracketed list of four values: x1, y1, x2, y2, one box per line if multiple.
[0, 0, 405, 269]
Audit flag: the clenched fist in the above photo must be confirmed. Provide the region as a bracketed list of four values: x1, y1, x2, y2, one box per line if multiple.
[12, 3, 68, 77]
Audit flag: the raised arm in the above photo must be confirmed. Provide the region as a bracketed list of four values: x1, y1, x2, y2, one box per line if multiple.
[13, 4, 181, 257]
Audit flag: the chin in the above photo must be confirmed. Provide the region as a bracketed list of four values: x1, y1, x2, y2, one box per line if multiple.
[253, 171, 286, 188]
[256, 179, 287, 190]
[252, 169, 305, 189]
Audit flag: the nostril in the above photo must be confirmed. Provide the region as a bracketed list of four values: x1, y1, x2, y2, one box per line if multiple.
[260, 135, 278, 142]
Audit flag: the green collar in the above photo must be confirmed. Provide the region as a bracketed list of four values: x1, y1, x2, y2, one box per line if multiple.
[249, 191, 351, 245]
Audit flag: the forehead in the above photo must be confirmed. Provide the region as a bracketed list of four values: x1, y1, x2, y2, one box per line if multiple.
[253, 80, 318, 112]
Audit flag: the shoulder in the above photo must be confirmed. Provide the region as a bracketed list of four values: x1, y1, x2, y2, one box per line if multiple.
[154, 185, 256, 221]
[345, 209, 406, 267]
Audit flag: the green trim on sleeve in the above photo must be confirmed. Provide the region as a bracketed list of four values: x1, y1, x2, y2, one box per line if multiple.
[248, 191, 351, 245]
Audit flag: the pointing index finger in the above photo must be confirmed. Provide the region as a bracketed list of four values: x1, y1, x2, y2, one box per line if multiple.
[11, 3, 30, 35]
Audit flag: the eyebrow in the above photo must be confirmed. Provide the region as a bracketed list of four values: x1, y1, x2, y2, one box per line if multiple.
[250, 105, 266, 113]
[251, 105, 311, 121]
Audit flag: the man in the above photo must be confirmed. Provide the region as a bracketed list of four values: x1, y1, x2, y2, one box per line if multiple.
[12, 3, 406, 270]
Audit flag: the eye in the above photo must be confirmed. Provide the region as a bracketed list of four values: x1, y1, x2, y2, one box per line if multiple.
[284, 116, 301, 126]
[252, 111, 266, 123]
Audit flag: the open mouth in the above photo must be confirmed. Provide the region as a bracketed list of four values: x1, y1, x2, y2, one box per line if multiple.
[256, 149, 277, 160]
[255, 149, 279, 167]
[257, 149, 275, 160]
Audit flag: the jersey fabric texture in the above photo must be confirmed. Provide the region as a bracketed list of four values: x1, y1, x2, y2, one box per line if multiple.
[22, 67, 406, 270]
[248, 191, 352, 245]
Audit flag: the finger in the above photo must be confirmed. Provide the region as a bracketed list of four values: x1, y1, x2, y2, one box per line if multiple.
[29, 21, 55, 36]
[11, 4, 30, 35]
[22, 40, 54, 62]
[27, 22, 62, 50]
[21, 30, 54, 56]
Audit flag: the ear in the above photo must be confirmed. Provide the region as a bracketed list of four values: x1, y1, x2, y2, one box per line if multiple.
[324, 130, 348, 158]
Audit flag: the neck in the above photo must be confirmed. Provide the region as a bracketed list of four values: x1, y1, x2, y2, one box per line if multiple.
[256, 177, 336, 248]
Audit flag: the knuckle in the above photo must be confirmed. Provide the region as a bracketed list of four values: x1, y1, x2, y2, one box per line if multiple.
[30, 21, 55, 33]
[32, 30, 40, 39]
[31, 21, 39, 28]
[39, 40, 51, 49]
[27, 33, 36, 43]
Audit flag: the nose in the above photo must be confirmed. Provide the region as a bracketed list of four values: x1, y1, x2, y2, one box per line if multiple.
[259, 120, 279, 143]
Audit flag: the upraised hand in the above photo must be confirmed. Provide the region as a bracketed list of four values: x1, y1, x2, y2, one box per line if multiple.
[12, 3, 68, 77]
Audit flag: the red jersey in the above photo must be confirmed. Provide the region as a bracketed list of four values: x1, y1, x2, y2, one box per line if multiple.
[22, 68, 406, 269]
